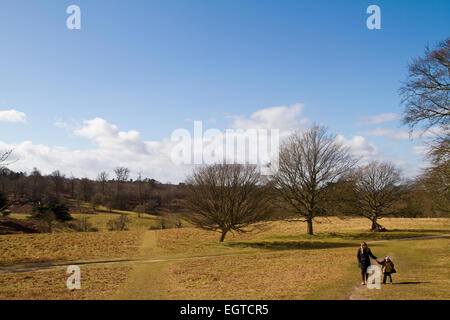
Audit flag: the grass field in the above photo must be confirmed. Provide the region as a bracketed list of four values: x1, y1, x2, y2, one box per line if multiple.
[0, 264, 133, 300]
[0, 231, 143, 266]
[0, 217, 449, 300]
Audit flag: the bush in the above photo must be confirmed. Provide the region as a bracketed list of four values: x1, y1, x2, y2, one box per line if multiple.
[66, 216, 98, 232]
[0, 191, 9, 217]
[1, 209, 11, 217]
[33, 201, 73, 222]
[107, 214, 131, 231]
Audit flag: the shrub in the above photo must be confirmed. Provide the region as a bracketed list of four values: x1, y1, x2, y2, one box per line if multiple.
[107, 214, 131, 231]
[67, 216, 98, 232]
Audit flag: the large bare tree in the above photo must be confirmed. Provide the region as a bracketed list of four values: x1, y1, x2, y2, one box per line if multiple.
[271, 125, 357, 235]
[183, 163, 273, 242]
[400, 38, 449, 131]
[400, 38, 449, 166]
[352, 161, 403, 231]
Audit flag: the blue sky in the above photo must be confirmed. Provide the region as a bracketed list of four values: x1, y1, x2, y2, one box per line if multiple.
[0, 0, 449, 182]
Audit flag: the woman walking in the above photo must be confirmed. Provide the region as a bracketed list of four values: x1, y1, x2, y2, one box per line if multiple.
[357, 241, 378, 285]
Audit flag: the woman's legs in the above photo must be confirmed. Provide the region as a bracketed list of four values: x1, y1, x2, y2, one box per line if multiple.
[361, 267, 368, 284]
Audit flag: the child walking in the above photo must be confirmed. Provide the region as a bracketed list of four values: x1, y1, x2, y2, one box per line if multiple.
[377, 256, 396, 284]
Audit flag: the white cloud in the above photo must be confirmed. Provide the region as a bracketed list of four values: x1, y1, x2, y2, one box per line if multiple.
[1, 105, 307, 182]
[364, 128, 411, 140]
[228, 103, 308, 134]
[358, 113, 401, 125]
[1, 117, 186, 183]
[0, 109, 27, 123]
[336, 135, 379, 163]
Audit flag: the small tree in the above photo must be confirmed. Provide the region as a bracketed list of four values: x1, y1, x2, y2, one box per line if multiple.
[0, 191, 10, 217]
[50, 170, 65, 197]
[33, 201, 72, 222]
[107, 214, 131, 231]
[96, 171, 109, 196]
[183, 163, 273, 242]
[134, 204, 146, 218]
[79, 178, 93, 203]
[71, 216, 96, 232]
[352, 161, 403, 231]
[114, 167, 130, 210]
[42, 211, 56, 233]
[418, 162, 450, 216]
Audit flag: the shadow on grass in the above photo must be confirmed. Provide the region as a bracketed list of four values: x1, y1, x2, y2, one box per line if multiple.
[391, 281, 430, 285]
[316, 229, 449, 241]
[388, 229, 449, 233]
[225, 240, 356, 251]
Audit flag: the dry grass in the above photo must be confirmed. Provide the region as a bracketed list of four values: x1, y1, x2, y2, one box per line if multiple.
[0, 231, 144, 266]
[0, 264, 132, 300]
[163, 247, 356, 299]
[71, 213, 161, 231]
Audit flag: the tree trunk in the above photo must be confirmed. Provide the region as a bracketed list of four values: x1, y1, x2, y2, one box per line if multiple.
[219, 230, 228, 242]
[371, 217, 378, 231]
[371, 217, 386, 232]
[307, 218, 313, 235]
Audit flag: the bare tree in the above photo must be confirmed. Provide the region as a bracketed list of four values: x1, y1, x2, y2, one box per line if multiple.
[183, 163, 273, 242]
[96, 171, 109, 196]
[30, 168, 43, 202]
[50, 170, 65, 197]
[0, 150, 14, 166]
[114, 167, 129, 194]
[352, 161, 403, 231]
[79, 178, 93, 202]
[107, 214, 131, 231]
[418, 162, 450, 215]
[271, 125, 357, 235]
[69, 173, 76, 198]
[137, 172, 144, 204]
[42, 211, 56, 233]
[134, 204, 146, 218]
[399, 39, 449, 209]
[400, 38, 449, 131]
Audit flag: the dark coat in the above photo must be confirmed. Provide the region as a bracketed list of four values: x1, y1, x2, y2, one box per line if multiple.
[357, 247, 377, 269]
[377, 260, 396, 274]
